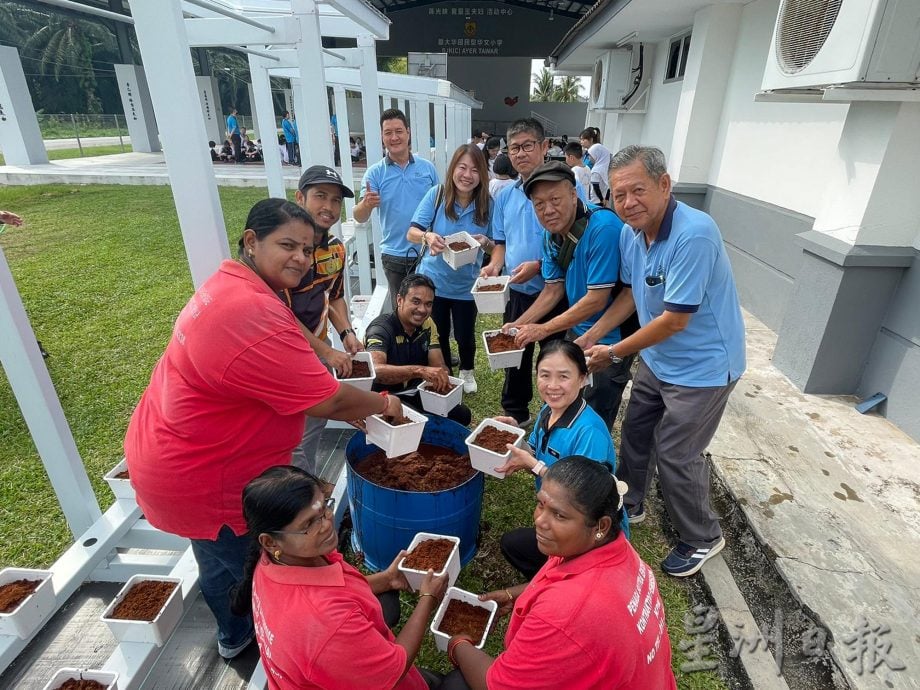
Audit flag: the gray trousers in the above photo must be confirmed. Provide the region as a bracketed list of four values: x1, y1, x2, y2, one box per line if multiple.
[573, 330, 635, 430]
[617, 359, 736, 548]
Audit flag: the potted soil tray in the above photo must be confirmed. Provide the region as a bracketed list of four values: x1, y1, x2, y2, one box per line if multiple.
[465, 418, 526, 478]
[42, 669, 119, 690]
[470, 276, 510, 314]
[397, 533, 461, 592]
[365, 404, 427, 458]
[430, 586, 498, 652]
[103, 458, 134, 500]
[334, 351, 376, 391]
[482, 329, 525, 371]
[100, 575, 183, 646]
[442, 231, 480, 270]
[0, 568, 55, 639]
[417, 376, 463, 417]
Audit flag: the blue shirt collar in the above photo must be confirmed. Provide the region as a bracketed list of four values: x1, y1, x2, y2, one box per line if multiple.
[385, 152, 416, 166]
[631, 194, 677, 242]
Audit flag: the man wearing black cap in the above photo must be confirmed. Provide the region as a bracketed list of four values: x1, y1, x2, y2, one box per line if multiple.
[504, 161, 635, 429]
[288, 165, 363, 473]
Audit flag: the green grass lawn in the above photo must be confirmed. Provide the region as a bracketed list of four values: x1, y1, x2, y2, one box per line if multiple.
[0, 184, 726, 689]
[0, 145, 133, 166]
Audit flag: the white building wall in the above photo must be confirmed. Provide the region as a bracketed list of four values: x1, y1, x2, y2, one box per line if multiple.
[709, 0, 848, 218]
[637, 38, 684, 159]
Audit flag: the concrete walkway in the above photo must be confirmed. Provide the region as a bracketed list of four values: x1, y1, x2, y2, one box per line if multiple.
[708, 312, 920, 689]
[43, 135, 129, 151]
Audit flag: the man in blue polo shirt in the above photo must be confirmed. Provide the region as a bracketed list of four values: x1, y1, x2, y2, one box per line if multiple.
[503, 161, 633, 430]
[480, 118, 568, 425]
[354, 108, 439, 309]
[584, 145, 745, 577]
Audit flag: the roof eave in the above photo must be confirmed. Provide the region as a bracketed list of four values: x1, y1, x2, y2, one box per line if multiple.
[549, 0, 633, 68]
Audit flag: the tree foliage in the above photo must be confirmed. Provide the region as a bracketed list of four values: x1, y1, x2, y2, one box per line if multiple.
[530, 67, 585, 103]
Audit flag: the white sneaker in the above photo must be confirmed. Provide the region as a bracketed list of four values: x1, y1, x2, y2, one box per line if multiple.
[459, 369, 477, 393]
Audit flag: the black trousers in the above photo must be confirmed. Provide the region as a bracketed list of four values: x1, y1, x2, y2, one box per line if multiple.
[500, 290, 567, 423]
[431, 296, 478, 372]
[499, 527, 545, 581]
[231, 133, 244, 163]
[381, 254, 417, 311]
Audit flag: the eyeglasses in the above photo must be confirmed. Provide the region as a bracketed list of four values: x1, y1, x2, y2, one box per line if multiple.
[273, 497, 336, 537]
[507, 139, 542, 156]
[645, 273, 665, 287]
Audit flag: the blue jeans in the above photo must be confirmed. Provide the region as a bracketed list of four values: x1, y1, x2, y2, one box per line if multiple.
[190, 525, 254, 649]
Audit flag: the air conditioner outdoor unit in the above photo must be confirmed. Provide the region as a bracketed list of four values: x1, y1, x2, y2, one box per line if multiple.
[590, 44, 653, 112]
[761, 0, 920, 92]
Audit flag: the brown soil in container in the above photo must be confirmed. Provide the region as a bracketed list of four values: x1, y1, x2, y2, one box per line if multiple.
[436, 599, 490, 642]
[403, 538, 454, 572]
[0, 579, 40, 613]
[474, 284, 504, 292]
[472, 426, 519, 453]
[343, 360, 371, 379]
[356, 443, 474, 492]
[114, 470, 130, 479]
[109, 580, 177, 621]
[448, 241, 474, 251]
[56, 680, 108, 690]
[427, 381, 459, 395]
[381, 413, 412, 426]
[485, 332, 519, 353]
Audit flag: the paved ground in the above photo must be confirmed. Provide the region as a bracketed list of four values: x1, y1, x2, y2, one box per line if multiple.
[42, 136, 129, 151]
[707, 311, 920, 690]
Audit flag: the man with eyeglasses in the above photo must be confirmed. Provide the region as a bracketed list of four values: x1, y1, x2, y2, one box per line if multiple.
[582, 145, 745, 578]
[503, 161, 635, 431]
[480, 118, 569, 426]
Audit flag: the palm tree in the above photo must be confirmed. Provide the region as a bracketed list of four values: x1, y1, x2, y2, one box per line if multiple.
[555, 76, 584, 103]
[531, 67, 556, 102]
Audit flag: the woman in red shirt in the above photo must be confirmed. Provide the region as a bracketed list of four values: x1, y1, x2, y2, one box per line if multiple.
[232, 465, 449, 689]
[442, 456, 678, 690]
[124, 198, 404, 659]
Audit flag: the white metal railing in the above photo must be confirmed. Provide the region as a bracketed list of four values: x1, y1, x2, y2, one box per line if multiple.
[530, 110, 560, 137]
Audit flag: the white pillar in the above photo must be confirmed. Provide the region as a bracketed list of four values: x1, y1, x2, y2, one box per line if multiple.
[129, 0, 229, 288]
[408, 99, 419, 154]
[293, 0, 333, 168]
[433, 100, 447, 179]
[357, 34, 384, 286]
[0, 248, 101, 536]
[414, 100, 432, 162]
[196, 75, 222, 144]
[446, 101, 458, 160]
[0, 46, 48, 165]
[333, 86, 355, 217]
[249, 55, 285, 199]
[114, 64, 160, 153]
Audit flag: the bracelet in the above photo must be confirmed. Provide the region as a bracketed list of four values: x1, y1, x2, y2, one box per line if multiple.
[531, 460, 546, 477]
[418, 591, 439, 603]
[447, 636, 475, 667]
[339, 327, 355, 340]
[504, 588, 515, 603]
[378, 390, 390, 415]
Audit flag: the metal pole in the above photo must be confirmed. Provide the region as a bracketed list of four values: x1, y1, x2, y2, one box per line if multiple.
[71, 113, 84, 156]
[115, 113, 125, 152]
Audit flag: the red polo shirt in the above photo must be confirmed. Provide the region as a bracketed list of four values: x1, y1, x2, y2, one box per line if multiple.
[252, 551, 427, 690]
[487, 534, 677, 690]
[124, 260, 338, 539]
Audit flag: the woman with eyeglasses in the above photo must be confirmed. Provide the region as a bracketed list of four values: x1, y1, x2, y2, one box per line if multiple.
[231, 466, 449, 690]
[490, 339, 624, 580]
[124, 199, 405, 661]
[438, 456, 677, 690]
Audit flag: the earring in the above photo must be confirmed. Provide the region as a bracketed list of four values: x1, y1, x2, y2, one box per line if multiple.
[595, 532, 603, 540]
[273, 550, 282, 560]
[248, 249, 254, 258]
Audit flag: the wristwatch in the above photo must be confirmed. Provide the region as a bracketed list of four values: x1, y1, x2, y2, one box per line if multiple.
[531, 460, 546, 476]
[608, 345, 624, 365]
[340, 327, 356, 340]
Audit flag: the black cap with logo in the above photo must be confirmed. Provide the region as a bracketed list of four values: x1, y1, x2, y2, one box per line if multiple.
[297, 165, 355, 198]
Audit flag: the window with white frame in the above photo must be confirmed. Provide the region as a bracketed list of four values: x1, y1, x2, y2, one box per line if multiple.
[664, 32, 691, 82]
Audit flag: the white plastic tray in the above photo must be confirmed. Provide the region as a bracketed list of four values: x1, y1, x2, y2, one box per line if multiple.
[103, 458, 134, 500]
[430, 586, 498, 652]
[334, 351, 376, 391]
[0, 568, 55, 639]
[365, 404, 427, 458]
[43, 668, 119, 690]
[465, 418, 526, 478]
[482, 329, 525, 370]
[397, 532, 461, 592]
[470, 275, 511, 314]
[442, 231, 480, 270]
[100, 575, 183, 646]
[417, 376, 463, 417]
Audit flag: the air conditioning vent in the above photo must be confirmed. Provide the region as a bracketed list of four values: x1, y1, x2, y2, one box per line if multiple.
[776, 0, 843, 74]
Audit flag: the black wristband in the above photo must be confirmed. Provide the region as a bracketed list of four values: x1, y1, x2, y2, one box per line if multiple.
[339, 327, 356, 340]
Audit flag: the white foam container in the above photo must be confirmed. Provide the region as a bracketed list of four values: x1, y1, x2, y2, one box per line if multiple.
[465, 418, 526, 478]
[350, 294, 372, 320]
[470, 276, 511, 314]
[417, 376, 463, 416]
[0, 568, 55, 639]
[334, 351, 376, 391]
[103, 458, 134, 500]
[43, 669, 119, 690]
[397, 533, 461, 592]
[430, 586, 498, 652]
[482, 329, 525, 370]
[442, 231, 480, 270]
[365, 404, 427, 458]
[100, 575, 183, 646]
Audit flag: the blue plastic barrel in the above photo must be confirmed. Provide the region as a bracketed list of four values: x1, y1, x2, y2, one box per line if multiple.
[346, 414, 484, 572]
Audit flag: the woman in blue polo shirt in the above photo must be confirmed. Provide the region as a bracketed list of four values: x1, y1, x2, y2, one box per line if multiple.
[406, 144, 493, 394]
[492, 339, 623, 579]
